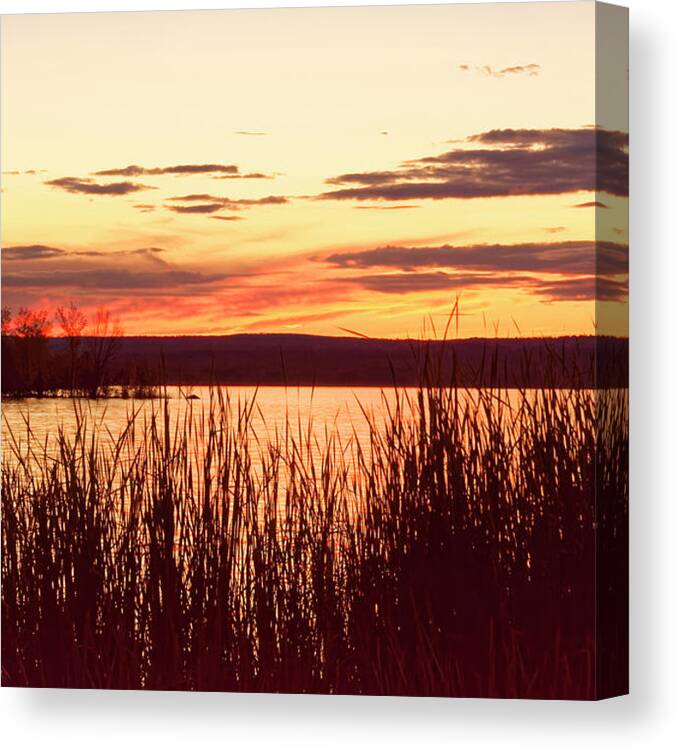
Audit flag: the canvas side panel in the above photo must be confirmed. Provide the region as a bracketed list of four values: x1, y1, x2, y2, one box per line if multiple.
[595, 0, 629, 700]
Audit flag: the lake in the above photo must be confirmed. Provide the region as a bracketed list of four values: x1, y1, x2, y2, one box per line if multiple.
[2, 385, 605, 483]
[1, 386, 410, 464]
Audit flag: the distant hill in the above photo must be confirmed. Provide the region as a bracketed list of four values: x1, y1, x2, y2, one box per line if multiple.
[48, 334, 628, 388]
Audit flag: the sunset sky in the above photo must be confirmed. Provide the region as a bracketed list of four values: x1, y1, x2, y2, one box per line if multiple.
[1, 2, 628, 339]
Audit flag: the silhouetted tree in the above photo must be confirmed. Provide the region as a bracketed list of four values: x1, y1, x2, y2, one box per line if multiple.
[12, 307, 52, 395]
[82, 308, 123, 398]
[1, 303, 162, 399]
[1, 307, 19, 394]
[56, 302, 87, 396]
[1, 307, 12, 336]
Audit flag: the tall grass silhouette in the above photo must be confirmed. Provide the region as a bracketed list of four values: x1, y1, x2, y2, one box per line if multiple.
[1, 367, 628, 697]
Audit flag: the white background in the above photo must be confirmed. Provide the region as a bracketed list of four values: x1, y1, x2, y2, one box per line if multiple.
[0, 0, 676, 748]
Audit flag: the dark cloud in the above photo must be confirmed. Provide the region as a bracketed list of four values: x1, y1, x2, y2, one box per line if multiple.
[167, 193, 218, 201]
[46, 176, 155, 196]
[2, 244, 66, 260]
[93, 163, 240, 177]
[3, 245, 169, 263]
[165, 194, 289, 214]
[92, 163, 273, 180]
[168, 194, 288, 206]
[572, 200, 610, 208]
[166, 203, 226, 214]
[327, 239, 628, 303]
[340, 271, 626, 302]
[460, 63, 541, 77]
[319, 127, 628, 202]
[325, 240, 628, 278]
[238, 195, 288, 206]
[213, 172, 274, 180]
[133, 203, 156, 213]
[3, 268, 225, 291]
[536, 276, 627, 302]
[209, 215, 245, 222]
[342, 272, 512, 294]
[466, 128, 623, 149]
[2, 244, 227, 297]
[325, 171, 398, 187]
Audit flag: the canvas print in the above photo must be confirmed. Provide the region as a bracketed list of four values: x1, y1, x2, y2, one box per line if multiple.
[0, 2, 628, 699]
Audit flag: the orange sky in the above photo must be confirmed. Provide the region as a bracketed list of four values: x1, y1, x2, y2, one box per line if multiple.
[1, 2, 628, 339]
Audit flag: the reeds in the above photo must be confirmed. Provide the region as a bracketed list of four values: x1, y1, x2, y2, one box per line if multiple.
[1, 380, 628, 698]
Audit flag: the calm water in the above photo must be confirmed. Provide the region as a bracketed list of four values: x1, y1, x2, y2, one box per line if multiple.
[2, 385, 588, 475]
[1, 385, 603, 525]
[1, 386, 404, 459]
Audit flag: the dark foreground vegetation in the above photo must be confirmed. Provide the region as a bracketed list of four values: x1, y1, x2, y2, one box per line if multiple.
[1, 376, 628, 698]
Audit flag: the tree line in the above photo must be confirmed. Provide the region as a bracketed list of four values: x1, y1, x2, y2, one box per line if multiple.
[1, 303, 158, 399]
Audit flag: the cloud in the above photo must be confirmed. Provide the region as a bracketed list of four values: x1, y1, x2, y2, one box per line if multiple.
[234, 195, 288, 206]
[535, 276, 627, 302]
[460, 63, 541, 77]
[325, 171, 397, 187]
[339, 271, 626, 302]
[2, 244, 66, 260]
[3, 244, 169, 263]
[544, 227, 566, 234]
[324, 240, 628, 277]
[319, 127, 628, 202]
[341, 272, 510, 294]
[168, 193, 287, 206]
[167, 193, 220, 201]
[133, 203, 156, 213]
[166, 203, 226, 214]
[572, 200, 610, 208]
[91, 163, 273, 180]
[2, 243, 229, 296]
[165, 194, 289, 215]
[93, 163, 240, 177]
[234, 131, 268, 136]
[209, 215, 245, 221]
[212, 172, 274, 180]
[325, 239, 628, 303]
[3, 268, 226, 291]
[46, 176, 155, 196]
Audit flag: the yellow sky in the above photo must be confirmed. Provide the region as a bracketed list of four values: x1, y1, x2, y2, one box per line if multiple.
[1, 2, 628, 338]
